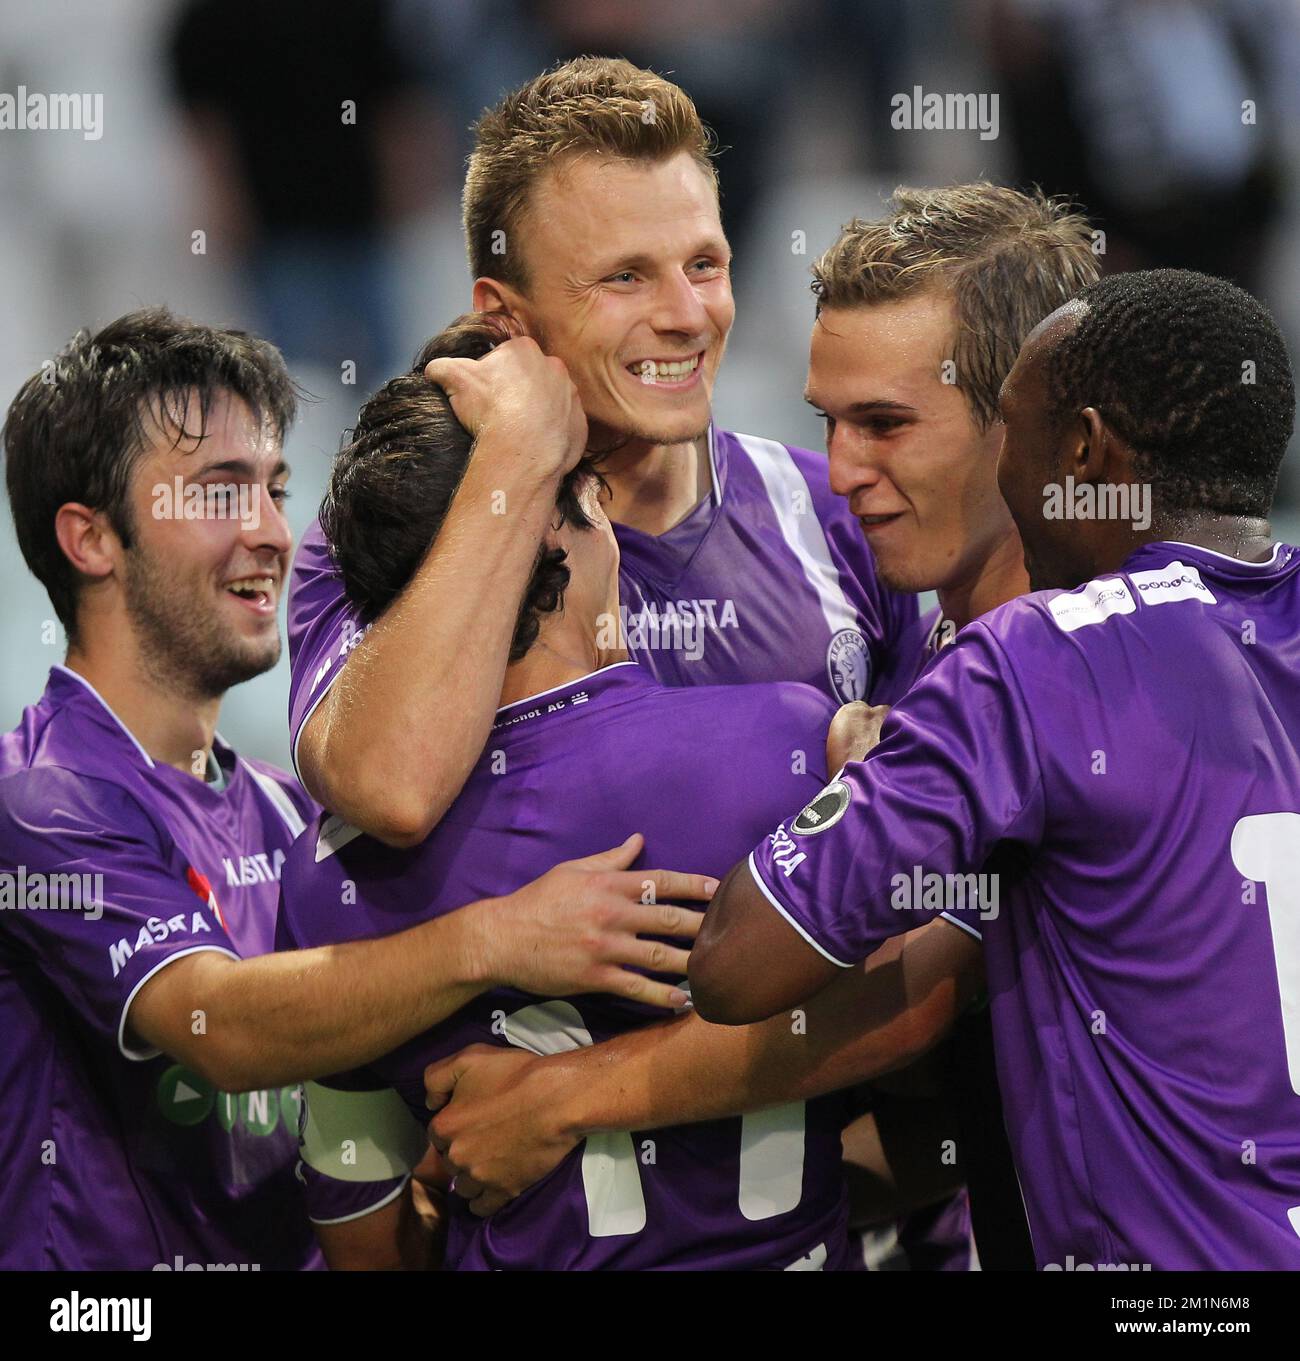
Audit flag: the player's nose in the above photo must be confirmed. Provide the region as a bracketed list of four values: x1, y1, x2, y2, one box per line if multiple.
[240, 487, 293, 558]
[826, 426, 882, 500]
[650, 268, 711, 337]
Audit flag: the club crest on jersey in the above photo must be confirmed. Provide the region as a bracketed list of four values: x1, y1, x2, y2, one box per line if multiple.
[826, 628, 870, 702]
[791, 780, 852, 836]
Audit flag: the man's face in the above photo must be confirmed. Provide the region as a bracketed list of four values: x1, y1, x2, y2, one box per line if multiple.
[807, 295, 1015, 595]
[502, 151, 734, 448]
[996, 309, 1095, 592]
[121, 390, 292, 698]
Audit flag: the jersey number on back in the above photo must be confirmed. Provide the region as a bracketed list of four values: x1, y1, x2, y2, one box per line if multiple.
[503, 1001, 805, 1237]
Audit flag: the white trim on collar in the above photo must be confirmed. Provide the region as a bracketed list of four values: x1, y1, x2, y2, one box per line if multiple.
[707, 424, 722, 509]
[51, 665, 156, 768]
[1158, 540, 1283, 569]
[495, 660, 639, 716]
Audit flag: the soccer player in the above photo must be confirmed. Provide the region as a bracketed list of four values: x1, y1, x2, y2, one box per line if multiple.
[690, 270, 1300, 1269]
[418, 185, 1098, 1272]
[0, 309, 711, 1270]
[285, 56, 917, 848]
[278, 313, 977, 1271]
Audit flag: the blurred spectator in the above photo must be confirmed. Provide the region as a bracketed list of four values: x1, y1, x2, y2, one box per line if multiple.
[169, 0, 442, 393]
[984, 0, 1295, 293]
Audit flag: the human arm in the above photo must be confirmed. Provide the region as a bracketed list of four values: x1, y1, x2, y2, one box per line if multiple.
[295, 338, 587, 847]
[691, 625, 1044, 1023]
[424, 918, 982, 1213]
[130, 833, 712, 1091]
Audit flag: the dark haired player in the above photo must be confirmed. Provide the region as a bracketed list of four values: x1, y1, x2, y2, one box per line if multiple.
[278, 315, 981, 1271]
[692, 270, 1300, 1269]
[0, 308, 712, 1270]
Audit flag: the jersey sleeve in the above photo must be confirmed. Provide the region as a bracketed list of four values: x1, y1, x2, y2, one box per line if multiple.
[0, 766, 241, 1058]
[286, 519, 369, 778]
[748, 622, 1045, 965]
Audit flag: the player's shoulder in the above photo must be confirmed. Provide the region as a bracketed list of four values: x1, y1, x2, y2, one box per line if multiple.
[0, 762, 165, 852]
[957, 572, 1161, 686]
[720, 427, 836, 500]
[291, 517, 335, 573]
[236, 753, 319, 827]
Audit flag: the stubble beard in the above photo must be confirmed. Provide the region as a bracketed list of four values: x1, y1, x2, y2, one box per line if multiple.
[123, 543, 280, 701]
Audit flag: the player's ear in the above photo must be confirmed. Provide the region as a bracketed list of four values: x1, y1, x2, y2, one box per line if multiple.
[54, 502, 119, 582]
[471, 277, 531, 334]
[1066, 406, 1106, 484]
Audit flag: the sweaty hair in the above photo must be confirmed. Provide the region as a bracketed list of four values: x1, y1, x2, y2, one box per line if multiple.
[1042, 269, 1295, 518]
[811, 183, 1100, 428]
[321, 315, 600, 661]
[463, 55, 718, 291]
[2, 306, 295, 642]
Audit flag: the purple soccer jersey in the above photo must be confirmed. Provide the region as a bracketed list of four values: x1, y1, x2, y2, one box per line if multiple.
[749, 541, 1300, 1270]
[277, 662, 852, 1270]
[285, 424, 917, 773]
[0, 667, 323, 1271]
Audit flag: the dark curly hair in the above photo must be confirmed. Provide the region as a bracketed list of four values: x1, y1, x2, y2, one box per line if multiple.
[3, 305, 296, 641]
[1043, 269, 1295, 517]
[321, 314, 599, 661]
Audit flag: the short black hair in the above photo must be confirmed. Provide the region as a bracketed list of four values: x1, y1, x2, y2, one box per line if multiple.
[321, 315, 599, 662]
[1043, 269, 1295, 517]
[2, 305, 296, 640]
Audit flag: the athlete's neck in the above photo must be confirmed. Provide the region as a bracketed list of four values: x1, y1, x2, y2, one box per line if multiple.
[592, 430, 712, 537]
[1141, 512, 1274, 563]
[62, 636, 219, 777]
[496, 603, 629, 710]
[937, 531, 1031, 631]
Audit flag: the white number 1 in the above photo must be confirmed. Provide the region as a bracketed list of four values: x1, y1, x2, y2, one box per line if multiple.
[1230, 812, 1300, 1242]
[503, 1001, 806, 1237]
[1231, 812, 1300, 1095]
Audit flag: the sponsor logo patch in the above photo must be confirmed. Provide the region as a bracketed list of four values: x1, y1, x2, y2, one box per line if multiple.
[1047, 578, 1136, 632]
[791, 780, 852, 836]
[1128, 561, 1216, 606]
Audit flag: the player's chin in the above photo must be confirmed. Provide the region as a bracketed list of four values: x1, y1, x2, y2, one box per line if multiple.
[224, 637, 282, 686]
[870, 545, 934, 597]
[624, 396, 712, 446]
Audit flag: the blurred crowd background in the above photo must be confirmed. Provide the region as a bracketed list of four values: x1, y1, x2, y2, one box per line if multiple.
[2, 0, 1298, 766]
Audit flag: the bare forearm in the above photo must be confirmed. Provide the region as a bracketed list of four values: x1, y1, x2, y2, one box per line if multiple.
[302, 444, 559, 843]
[146, 906, 495, 1090]
[553, 923, 980, 1136]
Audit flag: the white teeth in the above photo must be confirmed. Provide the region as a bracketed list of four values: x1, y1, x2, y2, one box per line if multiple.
[227, 576, 274, 598]
[633, 355, 701, 382]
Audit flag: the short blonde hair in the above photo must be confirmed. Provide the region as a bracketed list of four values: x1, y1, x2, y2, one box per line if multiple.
[464, 56, 718, 290]
[812, 184, 1100, 428]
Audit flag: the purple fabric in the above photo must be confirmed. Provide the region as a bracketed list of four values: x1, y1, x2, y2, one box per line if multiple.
[0, 667, 322, 1270]
[279, 662, 853, 1270]
[751, 541, 1300, 1269]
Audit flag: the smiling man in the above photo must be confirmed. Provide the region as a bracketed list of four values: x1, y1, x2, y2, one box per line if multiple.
[690, 270, 1300, 1269]
[286, 56, 915, 846]
[0, 308, 713, 1270]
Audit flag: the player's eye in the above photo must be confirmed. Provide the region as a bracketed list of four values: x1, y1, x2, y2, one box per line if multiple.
[269, 486, 290, 504]
[606, 271, 637, 285]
